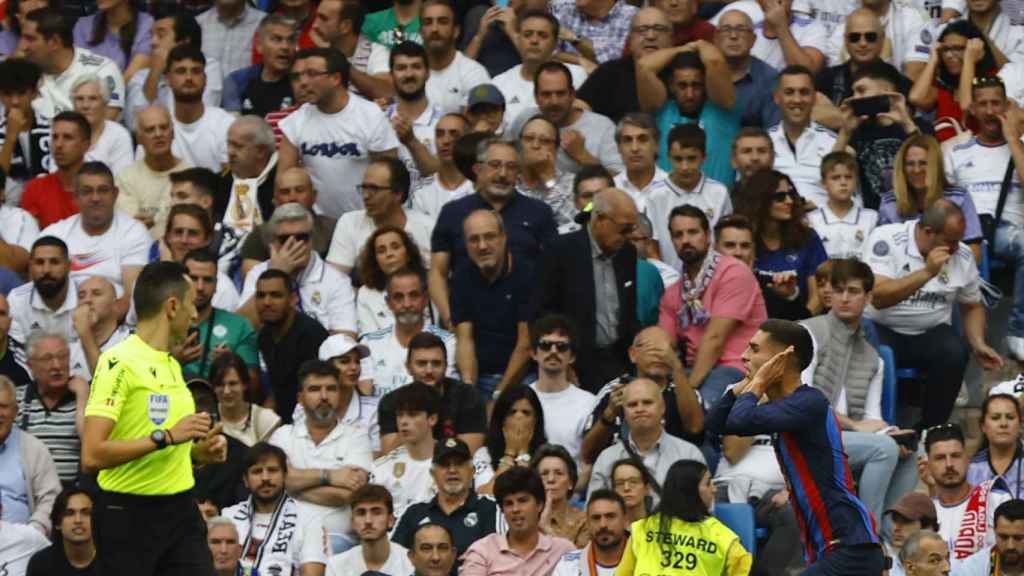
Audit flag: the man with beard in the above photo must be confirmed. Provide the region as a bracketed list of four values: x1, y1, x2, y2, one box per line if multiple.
[954, 499, 1024, 574]
[429, 138, 556, 331]
[577, 8, 673, 124]
[9, 237, 78, 360]
[730, 128, 775, 193]
[268, 360, 372, 555]
[223, 442, 329, 576]
[924, 423, 1010, 561]
[580, 326, 704, 464]
[534, 188, 639, 391]
[410, 113, 473, 221]
[20, 112, 89, 229]
[420, 0, 490, 115]
[451, 210, 534, 403]
[552, 490, 629, 576]
[254, 270, 329, 421]
[657, 205, 766, 407]
[326, 157, 434, 276]
[166, 45, 235, 173]
[387, 41, 444, 192]
[769, 65, 842, 209]
[360, 269, 458, 398]
[406, 523, 457, 576]
[327, 485, 414, 575]
[462, 466, 575, 576]
[25, 488, 97, 576]
[69, 276, 131, 380]
[223, 15, 298, 118]
[508, 62, 623, 176]
[393, 438, 501, 574]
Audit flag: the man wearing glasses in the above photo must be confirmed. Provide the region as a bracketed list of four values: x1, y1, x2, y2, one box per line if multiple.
[533, 187, 640, 392]
[825, 1, 932, 81]
[714, 9, 783, 128]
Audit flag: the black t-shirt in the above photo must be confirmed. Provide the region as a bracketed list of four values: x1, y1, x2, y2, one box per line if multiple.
[26, 545, 97, 576]
[378, 378, 486, 438]
[849, 117, 932, 209]
[0, 341, 32, 390]
[577, 58, 640, 124]
[240, 72, 294, 118]
[258, 312, 329, 422]
[815, 61, 913, 107]
[392, 493, 500, 575]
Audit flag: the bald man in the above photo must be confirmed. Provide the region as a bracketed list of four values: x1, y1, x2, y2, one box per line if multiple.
[533, 188, 641, 392]
[239, 166, 339, 277]
[714, 9, 783, 129]
[581, 325, 704, 464]
[72, 276, 132, 379]
[586, 376, 705, 501]
[817, 9, 914, 107]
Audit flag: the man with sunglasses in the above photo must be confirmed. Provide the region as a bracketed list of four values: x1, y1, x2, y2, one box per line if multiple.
[534, 187, 640, 392]
[825, 1, 932, 82]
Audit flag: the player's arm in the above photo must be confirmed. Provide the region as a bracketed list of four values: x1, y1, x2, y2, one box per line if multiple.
[723, 391, 813, 435]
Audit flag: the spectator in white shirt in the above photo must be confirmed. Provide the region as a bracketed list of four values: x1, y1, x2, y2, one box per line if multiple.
[239, 202, 357, 336]
[409, 112, 473, 220]
[312, 0, 392, 100]
[612, 113, 668, 211]
[355, 226, 429, 335]
[957, 0, 1024, 64]
[710, 0, 827, 73]
[387, 41, 445, 193]
[8, 237, 78, 359]
[278, 47, 401, 219]
[70, 75, 133, 175]
[807, 151, 878, 259]
[326, 157, 433, 275]
[165, 45, 234, 173]
[268, 359, 373, 554]
[421, 0, 491, 114]
[326, 485, 414, 576]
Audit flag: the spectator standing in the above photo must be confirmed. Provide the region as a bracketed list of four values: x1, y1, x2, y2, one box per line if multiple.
[25, 488, 97, 576]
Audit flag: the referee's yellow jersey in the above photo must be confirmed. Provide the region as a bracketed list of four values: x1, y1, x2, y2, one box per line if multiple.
[85, 334, 196, 495]
[615, 513, 752, 576]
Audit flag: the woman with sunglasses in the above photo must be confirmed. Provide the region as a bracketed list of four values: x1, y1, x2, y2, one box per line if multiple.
[909, 20, 999, 142]
[879, 134, 985, 260]
[473, 386, 548, 494]
[967, 393, 1024, 499]
[355, 225, 429, 334]
[736, 168, 828, 314]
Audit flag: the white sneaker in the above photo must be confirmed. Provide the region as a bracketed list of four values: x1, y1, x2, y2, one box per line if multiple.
[1007, 336, 1024, 362]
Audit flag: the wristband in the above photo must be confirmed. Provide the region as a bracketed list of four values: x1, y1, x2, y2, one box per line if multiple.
[165, 429, 175, 445]
[320, 468, 329, 486]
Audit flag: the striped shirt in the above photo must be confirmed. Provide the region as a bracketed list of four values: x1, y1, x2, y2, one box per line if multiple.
[15, 384, 79, 483]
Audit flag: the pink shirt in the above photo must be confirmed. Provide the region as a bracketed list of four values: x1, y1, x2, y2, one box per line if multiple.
[460, 532, 576, 576]
[658, 255, 767, 371]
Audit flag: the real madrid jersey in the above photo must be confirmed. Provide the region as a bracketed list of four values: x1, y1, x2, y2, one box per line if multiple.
[370, 446, 435, 524]
[808, 205, 879, 260]
[644, 175, 732, 272]
[359, 324, 458, 398]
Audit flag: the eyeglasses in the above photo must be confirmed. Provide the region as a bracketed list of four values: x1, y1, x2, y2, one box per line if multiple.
[288, 69, 330, 81]
[32, 351, 69, 364]
[357, 184, 392, 196]
[536, 340, 571, 352]
[773, 191, 800, 203]
[632, 24, 671, 36]
[716, 25, 752, 36]
[846, 31, 880, 44]
[599, 212, 639, 234]
[926, 422, 962, 434]
[275, 232, 311, 244]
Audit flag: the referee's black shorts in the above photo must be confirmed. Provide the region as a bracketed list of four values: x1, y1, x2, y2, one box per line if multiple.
[94, 488, 215, 576]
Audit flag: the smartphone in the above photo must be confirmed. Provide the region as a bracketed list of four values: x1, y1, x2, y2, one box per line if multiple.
[891, 431, 920, 452]
[187, 325, 200, 341]
[849, 95, 891, 117]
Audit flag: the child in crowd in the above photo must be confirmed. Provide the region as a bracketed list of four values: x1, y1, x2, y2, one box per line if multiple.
[807, 152, 878, 260]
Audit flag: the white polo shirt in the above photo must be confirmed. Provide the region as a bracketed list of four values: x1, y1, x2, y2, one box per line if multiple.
[491, 63, 588, 127]
[7, 280, 80, 362]
[36, 47, 125, 119]
[0, 206, 39, 251]
[386, 102, 444, 192]
[424, 51, 491, 114]
[645, 174, 732, 271]
[613, 167, 669, 213]
[358, 324, 457, 398]
[40, 211, 151, 291]
[409, 176, 475, 221]
[325, 209, 434, 271]
[369, 446, 436, 523]
[768, 122, 841, 210]
[808, 204, 879, 260]
[943, 136, 1024, 226]
[240, 253, 357, 333]
[863, 220, 982, 335]
[69, 323, 131, 380]
[825, 3, 933, 71]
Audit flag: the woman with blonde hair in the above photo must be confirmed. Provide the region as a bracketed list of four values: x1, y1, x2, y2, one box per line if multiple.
[878, 133, 983, 259]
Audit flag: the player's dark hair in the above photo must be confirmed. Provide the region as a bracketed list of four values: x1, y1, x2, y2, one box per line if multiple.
[758, 319, 815, 371]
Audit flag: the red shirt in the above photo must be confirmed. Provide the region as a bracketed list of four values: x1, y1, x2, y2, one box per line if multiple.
[252, 10, 317, 64]
[20, 173, 78, 228]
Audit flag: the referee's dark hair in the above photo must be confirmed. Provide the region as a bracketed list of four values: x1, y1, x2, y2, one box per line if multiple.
[134, 261, 190, 321]
[296, 359, 340, 390]
[244, 442, 289, 475]
[494, 466, 546, 508]
[31, 235, 68, 258]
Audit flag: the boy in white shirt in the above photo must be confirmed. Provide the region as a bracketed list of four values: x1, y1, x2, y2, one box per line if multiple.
[370, 382, 439, 521]
[808, 151, 878, 260]
[326, 485, 414, 576]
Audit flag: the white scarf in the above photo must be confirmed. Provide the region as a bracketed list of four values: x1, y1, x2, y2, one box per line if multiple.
[224, 152, 277, 233]
[229, 493, 300, 575]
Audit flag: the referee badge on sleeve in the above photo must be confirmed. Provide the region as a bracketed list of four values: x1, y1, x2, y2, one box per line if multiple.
[148, 394, 170, 425]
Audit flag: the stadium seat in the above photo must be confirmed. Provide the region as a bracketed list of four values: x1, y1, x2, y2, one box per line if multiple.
[714, 503, 757, 559]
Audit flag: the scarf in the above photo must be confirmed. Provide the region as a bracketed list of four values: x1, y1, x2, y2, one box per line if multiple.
[224, 152, 277, 233]
[676, 249, 720, 330]
[954, 480, 994, 560]
[229, 494, 300, 575]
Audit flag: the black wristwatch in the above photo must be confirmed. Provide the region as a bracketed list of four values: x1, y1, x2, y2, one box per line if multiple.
[150, 429, 170, 449]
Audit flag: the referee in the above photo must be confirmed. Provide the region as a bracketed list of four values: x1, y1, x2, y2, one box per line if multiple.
[82, 261, 227, 576]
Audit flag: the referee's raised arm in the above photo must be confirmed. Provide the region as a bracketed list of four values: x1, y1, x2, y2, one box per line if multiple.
[81, 261, 227, 576]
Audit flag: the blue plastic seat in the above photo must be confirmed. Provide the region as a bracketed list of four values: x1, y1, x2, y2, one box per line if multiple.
[714, 503, 757, 559]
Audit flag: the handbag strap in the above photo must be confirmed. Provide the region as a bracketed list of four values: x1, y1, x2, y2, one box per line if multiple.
[989, 158, 1017, 244]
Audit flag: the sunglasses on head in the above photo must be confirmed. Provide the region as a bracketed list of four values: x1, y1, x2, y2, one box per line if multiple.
[973, 75, 1005, 88]
[536, 340, 571, 353]
[847, 31, 879, 43]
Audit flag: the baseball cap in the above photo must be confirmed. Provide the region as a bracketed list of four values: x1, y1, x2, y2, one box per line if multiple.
[467, 84, 505, 110]
[433, 437, 471, 464]
[318, 334, 370, 361]
[990, 374, 1024, 397]
[885, 492, 937, 524]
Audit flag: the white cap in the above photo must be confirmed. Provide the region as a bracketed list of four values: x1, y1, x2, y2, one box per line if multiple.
[990, 374, 1024, 397]
[318, 334, 369, 361]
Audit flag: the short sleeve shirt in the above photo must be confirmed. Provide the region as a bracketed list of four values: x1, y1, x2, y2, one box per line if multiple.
[85, 334, 196, 495]
[863, 220, 982, 334]
[753, 231, 829, 297]
[645, 176, 733, 272]
[40, 212, 151, 291]
[807, 205, 879, 260]
[182, 308, 259, 379]
[944, 136, 1024, 226]
[325, 209, 433, 270]
[876, 187, 983, 242]
[359, 325, 457, 397]
[241, 254, 356, 333]
[768, 122, 840, 209]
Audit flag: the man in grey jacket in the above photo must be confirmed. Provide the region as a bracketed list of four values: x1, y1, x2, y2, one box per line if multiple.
[0, 374, 61, 535]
